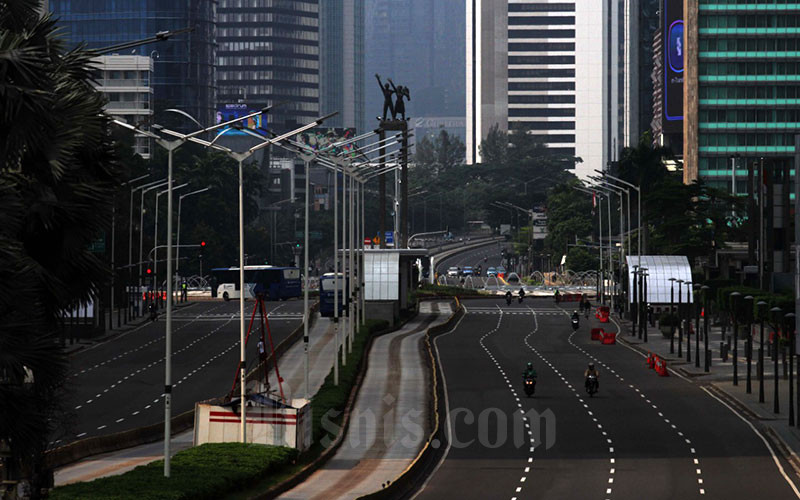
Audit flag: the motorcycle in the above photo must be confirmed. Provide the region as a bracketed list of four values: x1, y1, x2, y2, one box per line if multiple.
[506, 294, 513, 306]
[585, 375, 598, 397]
[523, 376, 536, 397]
[518, 295, 524, 304]
[572, 317, 580, 330]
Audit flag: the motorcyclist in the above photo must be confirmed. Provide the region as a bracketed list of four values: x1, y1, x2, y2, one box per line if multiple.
[554, 289, 561, 303]
[505, 290, 513, 304]
[572, 310, 580, 322]
[523, 362, 537, 380]
[519, 287, 526, 298]
[148, 301, 158, 322]
[584, 363, 599, 389]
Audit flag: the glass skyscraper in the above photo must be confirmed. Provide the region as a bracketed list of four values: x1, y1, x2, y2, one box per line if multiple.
[320, 0, 364, 132]
[217, 0, 320, 134]
[685, 0, 800, 189]
[49, 0, 216, 127]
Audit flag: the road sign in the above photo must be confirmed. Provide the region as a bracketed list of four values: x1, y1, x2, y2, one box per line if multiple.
[385, 231, 394, 244]
[373, 236, 381, 244]
[88, 235, 106, 254]
[364, 237, 371, 246]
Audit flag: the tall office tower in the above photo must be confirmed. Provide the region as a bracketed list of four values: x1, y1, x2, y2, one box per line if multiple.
[91, 55, 154, 158]
[320, 0, 365, 132]
[365, 0, 465, 134]
[683, 0, 800, 188]
[217, 0, 320, 134]
[50, 0, 216, 127]
[466, 0, 640, 179]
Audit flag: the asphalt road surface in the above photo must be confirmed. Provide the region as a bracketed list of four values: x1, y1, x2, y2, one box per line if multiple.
[416, 297, 800, 500]
[55, 299, 305, 446]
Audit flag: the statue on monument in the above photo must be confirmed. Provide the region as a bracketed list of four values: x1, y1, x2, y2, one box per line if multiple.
[388, 78, 410, 121]
[375, 73, 395, 121]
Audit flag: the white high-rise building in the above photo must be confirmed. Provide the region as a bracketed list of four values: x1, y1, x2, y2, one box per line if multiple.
[467, 0, 639, 179]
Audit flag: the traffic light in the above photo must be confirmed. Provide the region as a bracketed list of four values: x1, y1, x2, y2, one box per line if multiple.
[200, 240, 206, 247]
[146, 267, 152, 275]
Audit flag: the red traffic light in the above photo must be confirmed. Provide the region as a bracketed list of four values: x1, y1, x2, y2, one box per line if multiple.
[200, 241, 206, 247]
[146, 268, 152, 275]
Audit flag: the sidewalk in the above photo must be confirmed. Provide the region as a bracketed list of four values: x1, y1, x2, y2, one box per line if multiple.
[278, 302, 453, 500]
[613, 313, 800, 469]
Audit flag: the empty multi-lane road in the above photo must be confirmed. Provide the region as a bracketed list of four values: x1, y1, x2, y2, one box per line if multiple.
[418, 297, 800, 500]
[57, 299, 305, 445]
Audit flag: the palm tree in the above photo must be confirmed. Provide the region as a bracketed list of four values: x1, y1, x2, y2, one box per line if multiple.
[1, 1, 122, 493]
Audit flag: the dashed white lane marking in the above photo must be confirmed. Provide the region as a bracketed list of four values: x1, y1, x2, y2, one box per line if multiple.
[477, 309, 535, 500]
[67, 302, 229, 379]
[524, 308, 616, 499]
[571, 310, 708, 496]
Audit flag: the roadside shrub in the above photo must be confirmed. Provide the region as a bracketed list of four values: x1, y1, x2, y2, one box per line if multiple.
[48, 443, 297, 500]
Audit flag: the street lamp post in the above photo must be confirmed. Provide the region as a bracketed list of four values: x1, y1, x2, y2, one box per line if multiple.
[744, 295, 754, 393]
[669, 278, 676, 353]
[632, 265, 640, 337]
[677, 279, 684, 357]
[771, 306, 783, 414]
[155, 183, 189, 306]
[787, 312, 796, 426]
[176, 187, 211, 283]
[730, 291, 742, 386]
[702, 285, 710, 372]
[642, 269, 649, 342]
[685, 281, 693, 363]
[138, 180, 170, 312]
[695, 285, 702, 369]
[597, 171, 641, 270]
[758, 300, 768, 403]
[121, 174, 151, 321]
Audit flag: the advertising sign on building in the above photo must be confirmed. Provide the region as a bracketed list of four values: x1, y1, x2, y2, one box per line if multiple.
[296, 128, 357, 157]
[663, 0, 684, 133]
[216, 103, 268, 136]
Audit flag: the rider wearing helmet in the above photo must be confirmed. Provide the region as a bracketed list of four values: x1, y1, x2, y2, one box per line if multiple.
[519, 287, 526, 298]
[523, 362, 537, 379]
[584, 363, 599, 389]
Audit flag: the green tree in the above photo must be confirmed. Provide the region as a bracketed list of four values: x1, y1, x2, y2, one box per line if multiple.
[543, 180, 594, 262]
[566, 246, 600, 272]
[1, 1, 122, 492]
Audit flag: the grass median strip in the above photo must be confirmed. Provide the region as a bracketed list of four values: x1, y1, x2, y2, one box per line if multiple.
[48, 443, 297, 500]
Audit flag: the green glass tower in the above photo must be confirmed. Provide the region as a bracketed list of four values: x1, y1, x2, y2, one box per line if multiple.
[685, 0, 800, 189]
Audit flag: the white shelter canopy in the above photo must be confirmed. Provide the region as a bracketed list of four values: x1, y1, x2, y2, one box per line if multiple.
[626, 256, 693, 305]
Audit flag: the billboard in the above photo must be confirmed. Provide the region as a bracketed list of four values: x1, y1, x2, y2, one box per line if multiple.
[215, 103, 268, 136]
[296, 127, 358, 157]
[663, 0, 684, 132]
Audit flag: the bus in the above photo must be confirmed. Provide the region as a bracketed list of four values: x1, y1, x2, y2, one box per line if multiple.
[319, 273, 348, 318]
[210, 266, 301, 301]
